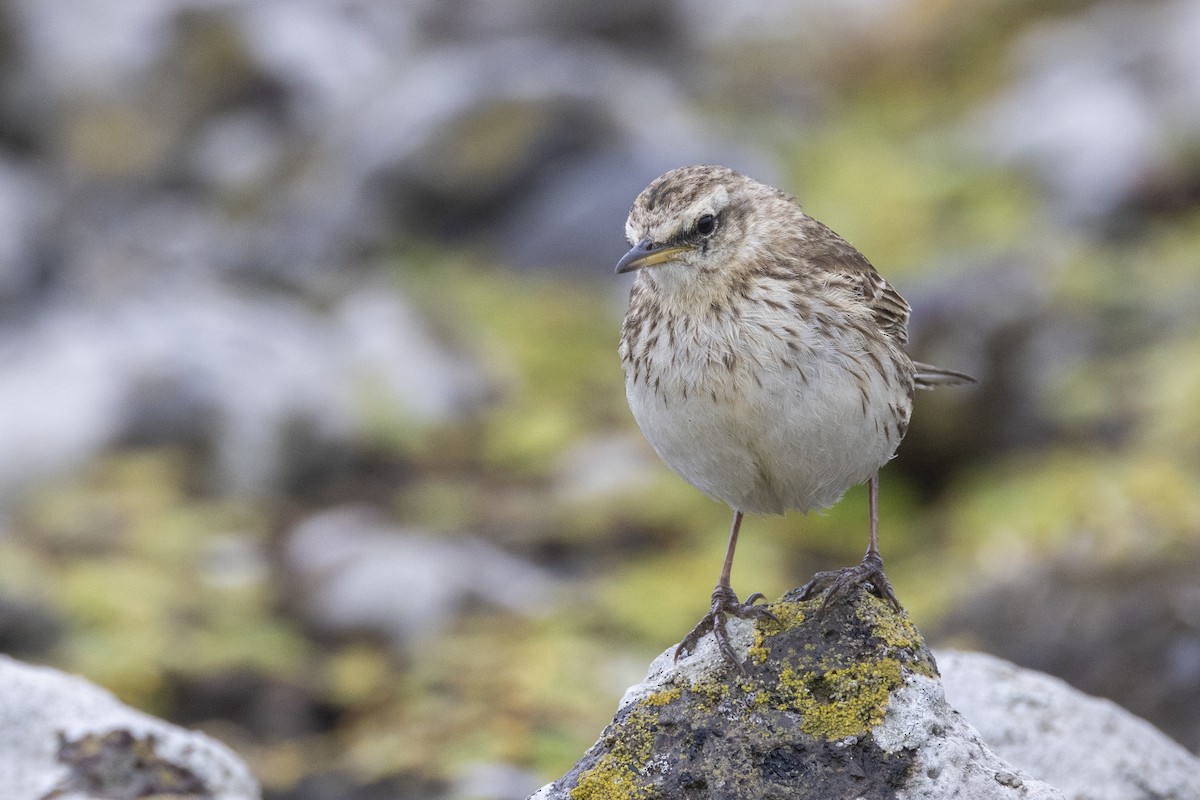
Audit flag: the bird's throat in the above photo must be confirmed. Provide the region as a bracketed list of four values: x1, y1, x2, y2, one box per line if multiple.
[641, 262, 734, 316]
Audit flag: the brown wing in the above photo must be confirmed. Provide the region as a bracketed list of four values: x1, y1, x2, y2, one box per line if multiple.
[858, 269, 911, 346]
[801, 218, 912, 346]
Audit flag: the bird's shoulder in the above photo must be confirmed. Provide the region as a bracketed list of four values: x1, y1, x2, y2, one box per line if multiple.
[788, 216, 912, 345]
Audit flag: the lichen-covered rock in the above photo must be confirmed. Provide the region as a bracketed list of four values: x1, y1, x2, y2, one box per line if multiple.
[531, 588, 1062, 800]
[0, 655, 259, 799]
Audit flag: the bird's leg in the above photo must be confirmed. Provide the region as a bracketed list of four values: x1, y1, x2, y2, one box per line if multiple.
[715, 509, 742, 599]
[860, 472, 900, 607]
[675, 510, 776, 671]
[798, 473, 901, 611]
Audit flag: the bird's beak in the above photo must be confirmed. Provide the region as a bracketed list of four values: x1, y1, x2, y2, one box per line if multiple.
[615, 238, 692, 274]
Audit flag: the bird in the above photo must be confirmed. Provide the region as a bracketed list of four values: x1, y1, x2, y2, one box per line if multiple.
[615, 165, 973, 668]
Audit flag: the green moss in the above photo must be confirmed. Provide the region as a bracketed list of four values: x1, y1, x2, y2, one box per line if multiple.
[947, 450, 1200, 563]
[571, 764, 648, 800]
[781, 99, 1038, 276]
[1, 451, 312, 710]
[777, 657, 904, 740]
[736, 592, 934, 740]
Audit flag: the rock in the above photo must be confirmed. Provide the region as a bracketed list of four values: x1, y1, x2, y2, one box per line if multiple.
[0, 250, 489, 498]
[932, 552, 1200, 752]
[551, 433, 663, 505]
[938, 649, 1200, 800]
[0, 593, 65, 660]
[0, 654, 259, 799]
[452, 762, 545, 800]
[974, 0, 1200, 220]
[0, 155, 56, 306]
[284, 506, 563, 649]
[532, 588, 1063, 800]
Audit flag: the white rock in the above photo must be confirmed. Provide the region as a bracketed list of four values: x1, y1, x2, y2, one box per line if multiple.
[874, 672, 1064, 800]
[938, 649, 1200, 800]
[0, 260, 488, 500]
[973, 0, 1200, 218]
[552, 433, 663, 505]
[0, 655, 259, 799]
[285, 506, 563, 649]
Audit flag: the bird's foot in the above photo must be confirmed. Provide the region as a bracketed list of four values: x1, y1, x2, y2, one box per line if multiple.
[797, 552, 901, 612]
[675, 585, 777, 672]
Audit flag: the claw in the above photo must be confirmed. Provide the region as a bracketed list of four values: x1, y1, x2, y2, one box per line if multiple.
[675, 586, 775, 672]
[797, 552, 900, 613]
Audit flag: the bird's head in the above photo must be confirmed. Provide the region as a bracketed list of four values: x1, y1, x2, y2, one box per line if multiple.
[616, 165, 792, 284]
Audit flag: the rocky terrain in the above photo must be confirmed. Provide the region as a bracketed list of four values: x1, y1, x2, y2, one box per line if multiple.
[0, 1, 1198, 798]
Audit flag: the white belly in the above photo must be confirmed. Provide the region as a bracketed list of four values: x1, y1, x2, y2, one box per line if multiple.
[624, 310, 908, 515]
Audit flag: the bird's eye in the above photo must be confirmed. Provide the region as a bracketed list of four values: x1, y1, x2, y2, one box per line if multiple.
[696, 213, 717, 237]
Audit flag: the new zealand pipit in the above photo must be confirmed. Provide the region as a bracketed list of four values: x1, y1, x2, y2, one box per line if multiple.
[616, 165, 973, 668]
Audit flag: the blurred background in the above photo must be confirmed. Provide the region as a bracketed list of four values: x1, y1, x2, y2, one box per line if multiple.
[0, 0, 1198, 797]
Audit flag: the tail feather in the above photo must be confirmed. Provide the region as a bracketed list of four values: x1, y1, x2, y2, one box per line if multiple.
[913, 360, 976, 390]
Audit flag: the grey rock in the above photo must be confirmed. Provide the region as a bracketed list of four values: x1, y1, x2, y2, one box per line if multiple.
[0, 155, 55, 305]
[974, 0, 1200, 219]
[452, 762, 545, 800]
[551, 432, 663, 505]
[0, 196, 489, 497]
[306, 34, 759, 267]
[533, 597, 1200, 799]
[938, 649, 1200, 800]
[872, 673, 1061, 800]
[284, 506, 563, 649]
[0, 654, 259, 799]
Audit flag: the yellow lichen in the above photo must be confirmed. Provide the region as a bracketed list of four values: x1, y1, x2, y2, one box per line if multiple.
[643, 687, 681, 707]
[776, 657, 904, 740]
[855, 594, 919, 649]
[749, 600, 807, 664]
[855, 595, 937, 677]
[569, 702, 661, 800]
[688, 680, 730, 708]
[570, 762, 651, 800]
